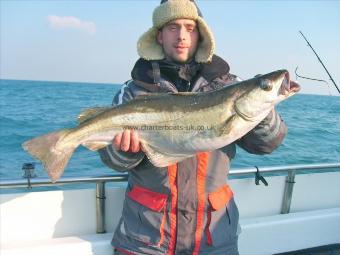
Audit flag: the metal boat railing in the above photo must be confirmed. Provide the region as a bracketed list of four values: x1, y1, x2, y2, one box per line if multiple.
[1, 162, 339, 234]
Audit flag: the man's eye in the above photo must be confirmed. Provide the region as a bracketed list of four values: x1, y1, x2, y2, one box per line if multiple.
[187, 27, 196, 32]
[169, 26, 177, 31]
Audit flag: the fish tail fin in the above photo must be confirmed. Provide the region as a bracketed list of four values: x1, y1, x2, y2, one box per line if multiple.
[22, 129, 76, 182]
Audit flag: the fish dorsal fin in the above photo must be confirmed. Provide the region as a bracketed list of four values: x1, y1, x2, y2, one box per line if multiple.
[135, 92, 197, 100]
[135, 93, 166, 100]
[78, 107, 111, 124]
[171, 92, 198, 96]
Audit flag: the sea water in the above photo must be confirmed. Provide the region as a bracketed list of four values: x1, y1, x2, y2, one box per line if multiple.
[0, 79, 339, 182]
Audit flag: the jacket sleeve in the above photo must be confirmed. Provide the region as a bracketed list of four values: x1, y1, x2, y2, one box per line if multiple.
[216, 73, 287, 155]
[98, 81, 145, 172]
[236, 109, 287, 154]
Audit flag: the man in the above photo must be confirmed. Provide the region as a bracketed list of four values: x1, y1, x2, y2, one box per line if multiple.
[99, 0, 287, 254]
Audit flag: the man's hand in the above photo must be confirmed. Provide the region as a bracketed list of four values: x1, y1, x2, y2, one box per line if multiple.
[113, 130, 142, 153]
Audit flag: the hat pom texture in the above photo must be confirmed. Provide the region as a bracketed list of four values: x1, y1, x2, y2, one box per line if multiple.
[137, 0, 215, 63]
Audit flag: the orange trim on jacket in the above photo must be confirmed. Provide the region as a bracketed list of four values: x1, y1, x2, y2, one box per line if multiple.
[167, 164, 178, 255]
[193, 152, 210, 255]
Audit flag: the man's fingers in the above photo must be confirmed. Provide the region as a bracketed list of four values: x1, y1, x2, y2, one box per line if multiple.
[113, 132, 123, 150]
[113, 130, 141, 153]
[130, 130, 141, 153]
[121, 130, 131, 151]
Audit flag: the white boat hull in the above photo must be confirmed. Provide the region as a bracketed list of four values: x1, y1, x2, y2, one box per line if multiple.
[1, 171, 340, 255]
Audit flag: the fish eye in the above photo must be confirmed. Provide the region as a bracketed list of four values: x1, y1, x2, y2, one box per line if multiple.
[259, 79, 273, 91]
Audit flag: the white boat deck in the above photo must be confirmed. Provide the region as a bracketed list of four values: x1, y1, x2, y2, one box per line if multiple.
[1, 167, 340, 255]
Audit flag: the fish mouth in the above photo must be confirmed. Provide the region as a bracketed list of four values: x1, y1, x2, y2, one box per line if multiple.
[280, 72, 301, 96]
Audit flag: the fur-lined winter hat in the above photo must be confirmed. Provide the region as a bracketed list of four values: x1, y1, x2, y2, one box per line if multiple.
[137, 0, 215, 63]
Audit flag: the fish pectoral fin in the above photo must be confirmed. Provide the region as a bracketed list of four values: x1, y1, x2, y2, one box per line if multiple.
[82, 141, 110, 151]
[78, 107, 112, 124]
[215, 114, 238, 136]
[142, 142, 192, 167]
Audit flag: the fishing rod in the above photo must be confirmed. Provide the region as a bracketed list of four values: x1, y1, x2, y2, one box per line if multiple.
[299, 31, 340, 94]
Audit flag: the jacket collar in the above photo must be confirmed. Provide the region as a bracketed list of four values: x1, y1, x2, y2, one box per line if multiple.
[131, 55, 230, 91]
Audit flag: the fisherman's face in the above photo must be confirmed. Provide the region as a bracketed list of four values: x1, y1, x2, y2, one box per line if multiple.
[157, 19, 199, 63]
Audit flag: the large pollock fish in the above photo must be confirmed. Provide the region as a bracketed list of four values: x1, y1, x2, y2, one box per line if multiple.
[23, 69, 300, 182]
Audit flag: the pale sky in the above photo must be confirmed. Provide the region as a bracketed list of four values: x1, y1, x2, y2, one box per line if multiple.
[1, 0, 339, 95]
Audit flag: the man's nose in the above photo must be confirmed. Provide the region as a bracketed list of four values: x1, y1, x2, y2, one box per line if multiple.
[177, 26, 186, 41]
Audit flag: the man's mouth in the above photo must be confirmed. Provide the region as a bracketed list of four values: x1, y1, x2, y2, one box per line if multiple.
[175, 45, 188, 50]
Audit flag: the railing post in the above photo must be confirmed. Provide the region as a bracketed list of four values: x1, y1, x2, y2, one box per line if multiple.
[96, 181, 106, 233]
[281, 170, 296, 214]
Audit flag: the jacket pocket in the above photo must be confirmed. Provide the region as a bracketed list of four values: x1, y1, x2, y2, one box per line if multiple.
[205, 184, 238, 247]
[208, 184, 234, 211]
[127, 185, 168, 212]
[122, 185, 168, 246]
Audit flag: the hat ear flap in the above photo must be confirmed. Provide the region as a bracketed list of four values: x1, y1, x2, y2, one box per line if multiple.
[137, 28, 165, 61]
[195, 17, 215, 63]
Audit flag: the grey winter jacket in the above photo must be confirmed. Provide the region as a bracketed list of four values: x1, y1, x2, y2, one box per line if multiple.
[99, 55, 287, 255]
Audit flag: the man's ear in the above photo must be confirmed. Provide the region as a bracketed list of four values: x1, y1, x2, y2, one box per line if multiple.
[156, 30, 163, 45]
